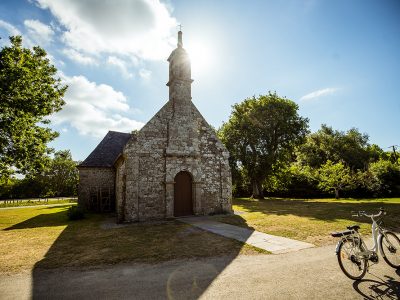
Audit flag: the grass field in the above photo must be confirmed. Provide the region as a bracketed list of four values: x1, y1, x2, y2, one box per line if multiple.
[2, 198, 398, 274]
[213, 197, 400, 246]
[0, 204, 264, 274]
[0, 198, 77, 208]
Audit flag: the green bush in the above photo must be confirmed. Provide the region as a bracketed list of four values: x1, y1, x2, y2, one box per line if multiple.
[67, 206, 85, 220]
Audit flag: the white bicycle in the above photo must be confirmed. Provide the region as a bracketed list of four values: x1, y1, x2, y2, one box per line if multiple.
[331, 208, 400, 280]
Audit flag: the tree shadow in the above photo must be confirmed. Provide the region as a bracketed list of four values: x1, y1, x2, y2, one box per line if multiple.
[4, 210, 70, 230]
[232, 198, 400, 231]
[12, 208, 255, 299]
[352, 275, 400, 299]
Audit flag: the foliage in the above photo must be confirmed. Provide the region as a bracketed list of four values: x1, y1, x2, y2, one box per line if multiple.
[368, 159, 400, 195]
[296, 125, 378, 170]
[317, 160, 353, 199]
[67, 205, 85, 220]
[36, 150, 79, 197]
[0, 36, 67, 178]
[264, 164, 321, 197]
[219, 92, 309, 198]
[0, 150, 78, 199]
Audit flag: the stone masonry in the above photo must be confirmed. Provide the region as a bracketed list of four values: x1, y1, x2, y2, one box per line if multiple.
[79, 31, 232, 222]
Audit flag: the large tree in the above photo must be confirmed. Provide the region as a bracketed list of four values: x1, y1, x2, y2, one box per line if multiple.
[0, 36, 66, 178]
[296, 124, 379, 170]
[219, 92, 309, 198]
[36, 150, 79, 197]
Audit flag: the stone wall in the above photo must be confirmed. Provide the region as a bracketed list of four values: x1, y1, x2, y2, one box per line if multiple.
[78, 167, 116, 212]
[116, 99, 232, 222]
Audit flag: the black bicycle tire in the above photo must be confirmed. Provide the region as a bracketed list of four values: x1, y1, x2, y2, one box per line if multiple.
[337, 238, 367, 280]
[379, 231, 400, 269]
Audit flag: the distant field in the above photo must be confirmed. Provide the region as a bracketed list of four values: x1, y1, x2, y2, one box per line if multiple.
[0, 197, 77, 208]
[0, 204, 265, 274]
[213, 197, 400, 246]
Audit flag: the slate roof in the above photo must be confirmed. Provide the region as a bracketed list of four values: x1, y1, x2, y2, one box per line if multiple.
[78, 131, 131, 168]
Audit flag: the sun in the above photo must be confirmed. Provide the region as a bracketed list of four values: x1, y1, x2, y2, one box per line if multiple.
[185, 40, 212, 76]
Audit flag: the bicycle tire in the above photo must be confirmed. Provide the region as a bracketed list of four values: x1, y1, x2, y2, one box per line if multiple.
[379, 231, 400, 269]
[337, 237, 367, 280]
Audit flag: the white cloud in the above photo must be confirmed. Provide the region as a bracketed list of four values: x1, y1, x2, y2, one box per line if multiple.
[51, 73, 144, 137]
[107, 56, 134, 79]
[62, 48, 98, 65]
[0, 19, 36, 48]
[0, 20, 21, 36]
[139, 68, 152, 80]
[24, 19, 54, 45]
[300, 87, 338, 101]
[35, 0, 178, 61]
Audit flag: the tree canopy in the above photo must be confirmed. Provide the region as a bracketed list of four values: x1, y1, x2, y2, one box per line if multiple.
[318, 160, 353, 199]
[0, 36, 67, 178]
[36, 150, 78, 197]
[296, 124, 379, 170]
[0, 150, 78, 199]
[218, 92, 309, 198]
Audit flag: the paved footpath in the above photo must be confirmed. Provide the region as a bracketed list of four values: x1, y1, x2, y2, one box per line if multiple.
[1, 243, 398, 299]
[179, 216, 314, 254]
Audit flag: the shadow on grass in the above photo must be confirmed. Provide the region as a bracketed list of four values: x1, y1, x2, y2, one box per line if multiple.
[233, 198, 400, 231]
[5, 208, 254, 299]
[4, 210, 70, 230]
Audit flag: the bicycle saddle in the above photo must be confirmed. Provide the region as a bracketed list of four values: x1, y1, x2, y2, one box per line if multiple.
[331, 225, 360, 237]
[331, 230, 352, 237]
[346, 225, 360, 231]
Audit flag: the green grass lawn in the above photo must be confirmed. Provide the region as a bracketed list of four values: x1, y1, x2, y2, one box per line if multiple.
[0, 198, 77, 208]
[213, 197, 400, 246]
[0, 204, 264, 274]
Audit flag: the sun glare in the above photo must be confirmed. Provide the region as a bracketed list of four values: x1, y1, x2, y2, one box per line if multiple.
[185, 41, 212, 76]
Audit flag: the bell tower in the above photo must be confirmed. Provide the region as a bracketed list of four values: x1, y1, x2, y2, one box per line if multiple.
[166, 30, 193, 102]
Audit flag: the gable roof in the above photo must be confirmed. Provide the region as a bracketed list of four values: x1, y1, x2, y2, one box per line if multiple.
[78, 131, 131, 168]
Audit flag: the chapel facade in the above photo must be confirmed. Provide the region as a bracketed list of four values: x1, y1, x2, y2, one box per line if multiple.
[78, 31, 232, 222]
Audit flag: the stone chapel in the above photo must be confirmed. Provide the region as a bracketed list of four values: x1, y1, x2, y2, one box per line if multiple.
[78, 31, 232, 222]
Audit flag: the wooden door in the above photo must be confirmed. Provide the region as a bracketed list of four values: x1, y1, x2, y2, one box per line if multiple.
[174, 171, 193, 217]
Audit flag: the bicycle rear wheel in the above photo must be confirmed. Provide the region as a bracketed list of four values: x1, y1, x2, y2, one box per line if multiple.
[380, 231, 400, 269]
[337, 237, 367, 280]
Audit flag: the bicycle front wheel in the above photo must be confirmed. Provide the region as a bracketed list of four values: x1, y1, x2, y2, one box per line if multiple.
[337, 238, 367, 280]
[380, 231, 400, 269]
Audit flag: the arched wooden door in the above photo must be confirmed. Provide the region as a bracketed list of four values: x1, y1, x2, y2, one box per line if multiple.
[174, 171, 193, 217]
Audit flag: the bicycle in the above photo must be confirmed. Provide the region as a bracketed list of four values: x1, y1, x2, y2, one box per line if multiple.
[331, 208, 400, 280]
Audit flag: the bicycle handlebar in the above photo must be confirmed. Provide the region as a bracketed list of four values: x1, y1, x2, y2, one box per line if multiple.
[351, 207, 386, 218]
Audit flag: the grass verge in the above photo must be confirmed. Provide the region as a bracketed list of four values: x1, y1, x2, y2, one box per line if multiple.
[0, 204, 266, 274]
[0, 198, 77, 208]
[213, 197, 400, 246]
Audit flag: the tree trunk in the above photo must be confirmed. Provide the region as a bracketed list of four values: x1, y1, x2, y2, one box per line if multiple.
[334, 188, 340, 199]
[251, 180, 264, 199]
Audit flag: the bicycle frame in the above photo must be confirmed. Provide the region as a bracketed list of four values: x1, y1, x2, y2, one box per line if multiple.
[358, 217, 382, 259]
[337, 214, 388, 260]
[344, 215, 385, 259]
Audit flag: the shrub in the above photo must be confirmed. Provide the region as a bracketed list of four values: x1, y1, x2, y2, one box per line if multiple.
[67, 206, 85, 220]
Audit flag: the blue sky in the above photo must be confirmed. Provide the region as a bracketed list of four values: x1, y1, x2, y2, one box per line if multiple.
[1, 0, 399, 161]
